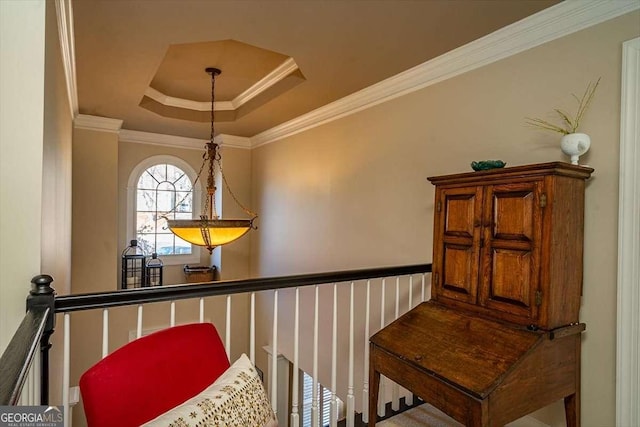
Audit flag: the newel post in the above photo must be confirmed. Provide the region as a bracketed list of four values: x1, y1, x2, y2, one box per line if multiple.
[27, 274, 56, 405]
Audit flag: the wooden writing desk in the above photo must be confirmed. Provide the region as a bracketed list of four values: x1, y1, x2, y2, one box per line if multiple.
[370, 163, 592, 426]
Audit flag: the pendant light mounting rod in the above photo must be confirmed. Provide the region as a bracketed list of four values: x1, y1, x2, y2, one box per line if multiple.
[205, 67, 221, 76]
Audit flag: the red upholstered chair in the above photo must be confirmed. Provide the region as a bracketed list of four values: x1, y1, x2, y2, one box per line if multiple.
[79, 323, 230, 427]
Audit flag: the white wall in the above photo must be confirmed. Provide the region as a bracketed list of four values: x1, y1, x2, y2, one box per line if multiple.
[0, 0, 46, 352]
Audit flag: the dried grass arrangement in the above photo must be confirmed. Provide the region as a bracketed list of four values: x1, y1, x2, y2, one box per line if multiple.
[526, 78, 600, 135]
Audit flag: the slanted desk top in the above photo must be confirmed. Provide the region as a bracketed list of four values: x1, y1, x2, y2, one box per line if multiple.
[370, 301, 543, 399]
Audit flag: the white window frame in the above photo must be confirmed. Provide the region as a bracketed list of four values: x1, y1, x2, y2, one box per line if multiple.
[127, 155, 202, 266]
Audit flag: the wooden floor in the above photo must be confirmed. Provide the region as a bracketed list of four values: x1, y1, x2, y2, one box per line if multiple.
[338, 397, 424, 427]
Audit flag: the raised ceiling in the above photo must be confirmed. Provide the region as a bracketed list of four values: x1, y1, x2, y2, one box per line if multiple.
[72, 0, 559, 141]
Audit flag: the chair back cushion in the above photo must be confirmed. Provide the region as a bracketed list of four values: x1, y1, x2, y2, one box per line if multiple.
[80, 323, 230, 427]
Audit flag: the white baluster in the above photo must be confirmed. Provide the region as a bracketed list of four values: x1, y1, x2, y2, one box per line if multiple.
[409, 275, 414, 309]
[422, 273, 426, 302]
[170, 301, 176, 327]
[271, 290, 278, 415]
[63, 313, 70, 427]
[362, 279, 371, 424]
[331, 284, 338, 427]
[136, 305, 143, 339]
[250, 292, 256, 364]
[226, 294, 231, 360]
[32, 350, 41, 405]
[290, 288, 300, 427]
[391, 277, 400, 411]
[102, 308, 109, 358]
[34, 350, 41, 404]
[378, 278, 386, 417]
[347, 281, 355, 427]
[27, 359, 34, 404]
[199, 297, 204, 323]
[312, 285, 319, 427]
[408, 276, 416, 406]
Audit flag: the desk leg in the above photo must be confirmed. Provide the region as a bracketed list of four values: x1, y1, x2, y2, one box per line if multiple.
[564, 335, 581, 427]
[564, 393, 579, 427]
[369, 345, 381, 427]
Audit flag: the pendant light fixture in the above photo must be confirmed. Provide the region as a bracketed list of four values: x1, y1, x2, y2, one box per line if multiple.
[166, 68, 257, 254]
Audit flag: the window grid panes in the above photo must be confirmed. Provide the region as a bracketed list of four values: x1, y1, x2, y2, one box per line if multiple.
[136, 163, 193, 256]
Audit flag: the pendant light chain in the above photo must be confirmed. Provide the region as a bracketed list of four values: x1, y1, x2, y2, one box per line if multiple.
[204, 69, 220, 221]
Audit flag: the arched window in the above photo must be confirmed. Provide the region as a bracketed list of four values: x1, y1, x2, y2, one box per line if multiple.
[128, 156, 201, 265]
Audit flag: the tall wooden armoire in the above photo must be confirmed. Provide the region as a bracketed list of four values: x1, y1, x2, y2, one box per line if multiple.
[369, 162, 593, 427]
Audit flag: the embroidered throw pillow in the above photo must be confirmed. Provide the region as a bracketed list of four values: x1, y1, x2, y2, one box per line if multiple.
[143, 353, 278, 427]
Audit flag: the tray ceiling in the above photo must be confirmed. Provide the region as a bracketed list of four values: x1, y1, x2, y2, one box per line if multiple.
[72, 0, 559, 140]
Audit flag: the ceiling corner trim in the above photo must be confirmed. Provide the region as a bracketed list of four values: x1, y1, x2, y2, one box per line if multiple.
[232, 57, 299, 108]
[218, 134, 252, 149]
[250, 0, 640, 148]
[74, 114, 123, 132]
[118, 129, 251, 150]
[54, 0, 78, 117]
[119, 129, 206, 150]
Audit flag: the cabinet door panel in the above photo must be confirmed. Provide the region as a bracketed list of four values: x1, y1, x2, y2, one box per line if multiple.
[492, 190, 535, 242]
[480, 182, 542, 321]
[433, 186, 482, 305]
[489, 249, 532, 308]
[444, 195, 476, 238]
[442, 244, 476, 300]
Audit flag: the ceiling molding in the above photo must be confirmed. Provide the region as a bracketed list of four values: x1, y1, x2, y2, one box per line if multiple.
[218, 134, 252, 149]
[119, 129, 205, 149]
[54, 0, 78, 117]
[250, 0, 640, 148]
[74, 114, 122, 132]
[144, 87, 234, 112]
[119, 129, 251, 150]
[232, 57, 299, 108]
[144, 57, 299, 113]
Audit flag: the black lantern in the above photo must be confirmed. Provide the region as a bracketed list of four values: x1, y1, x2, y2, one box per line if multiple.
[145, 253, 163, 287]
[121, 240, 146, 289]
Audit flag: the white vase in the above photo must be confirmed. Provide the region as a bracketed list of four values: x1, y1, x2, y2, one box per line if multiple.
[560, 133, 591, 165]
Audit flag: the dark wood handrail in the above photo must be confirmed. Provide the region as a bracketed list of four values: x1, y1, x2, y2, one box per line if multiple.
[0, 264, 431, 405]
[55, 263, 432, 313]
[0, 306, 49, 405]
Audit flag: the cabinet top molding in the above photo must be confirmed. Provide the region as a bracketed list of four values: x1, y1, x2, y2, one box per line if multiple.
[428, 161, 594, 185]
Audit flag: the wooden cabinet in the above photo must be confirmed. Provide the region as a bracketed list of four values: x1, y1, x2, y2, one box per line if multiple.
[428, 162, 593, 330]
[369, 162, 593, 427]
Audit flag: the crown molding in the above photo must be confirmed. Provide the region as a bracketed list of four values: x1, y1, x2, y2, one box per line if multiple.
[144, 57, 299, 113]
[233, 57, 299, 108]
[218, 134, 252, 149]
[74, 114, 122, 132]
[119, 129, 251, 150]
[144, 87, 234, 112]
[250, 0, 640, 148]
[119, 129, 205, 149]
[55, 0, 78, 117]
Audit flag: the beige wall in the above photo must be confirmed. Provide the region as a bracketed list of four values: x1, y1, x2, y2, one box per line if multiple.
[250, 12, 640, 426]
[0, 1, 46, 352]
[72, 128, 119, 292]
[43, 0, 73, 296]
[43, 0, 73, 406]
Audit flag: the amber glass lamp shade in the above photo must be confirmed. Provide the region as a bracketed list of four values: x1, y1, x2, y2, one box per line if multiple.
[167, 218, 253, 252]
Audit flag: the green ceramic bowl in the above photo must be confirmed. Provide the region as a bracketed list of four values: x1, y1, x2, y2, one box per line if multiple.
[471, 160, 506, 171]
